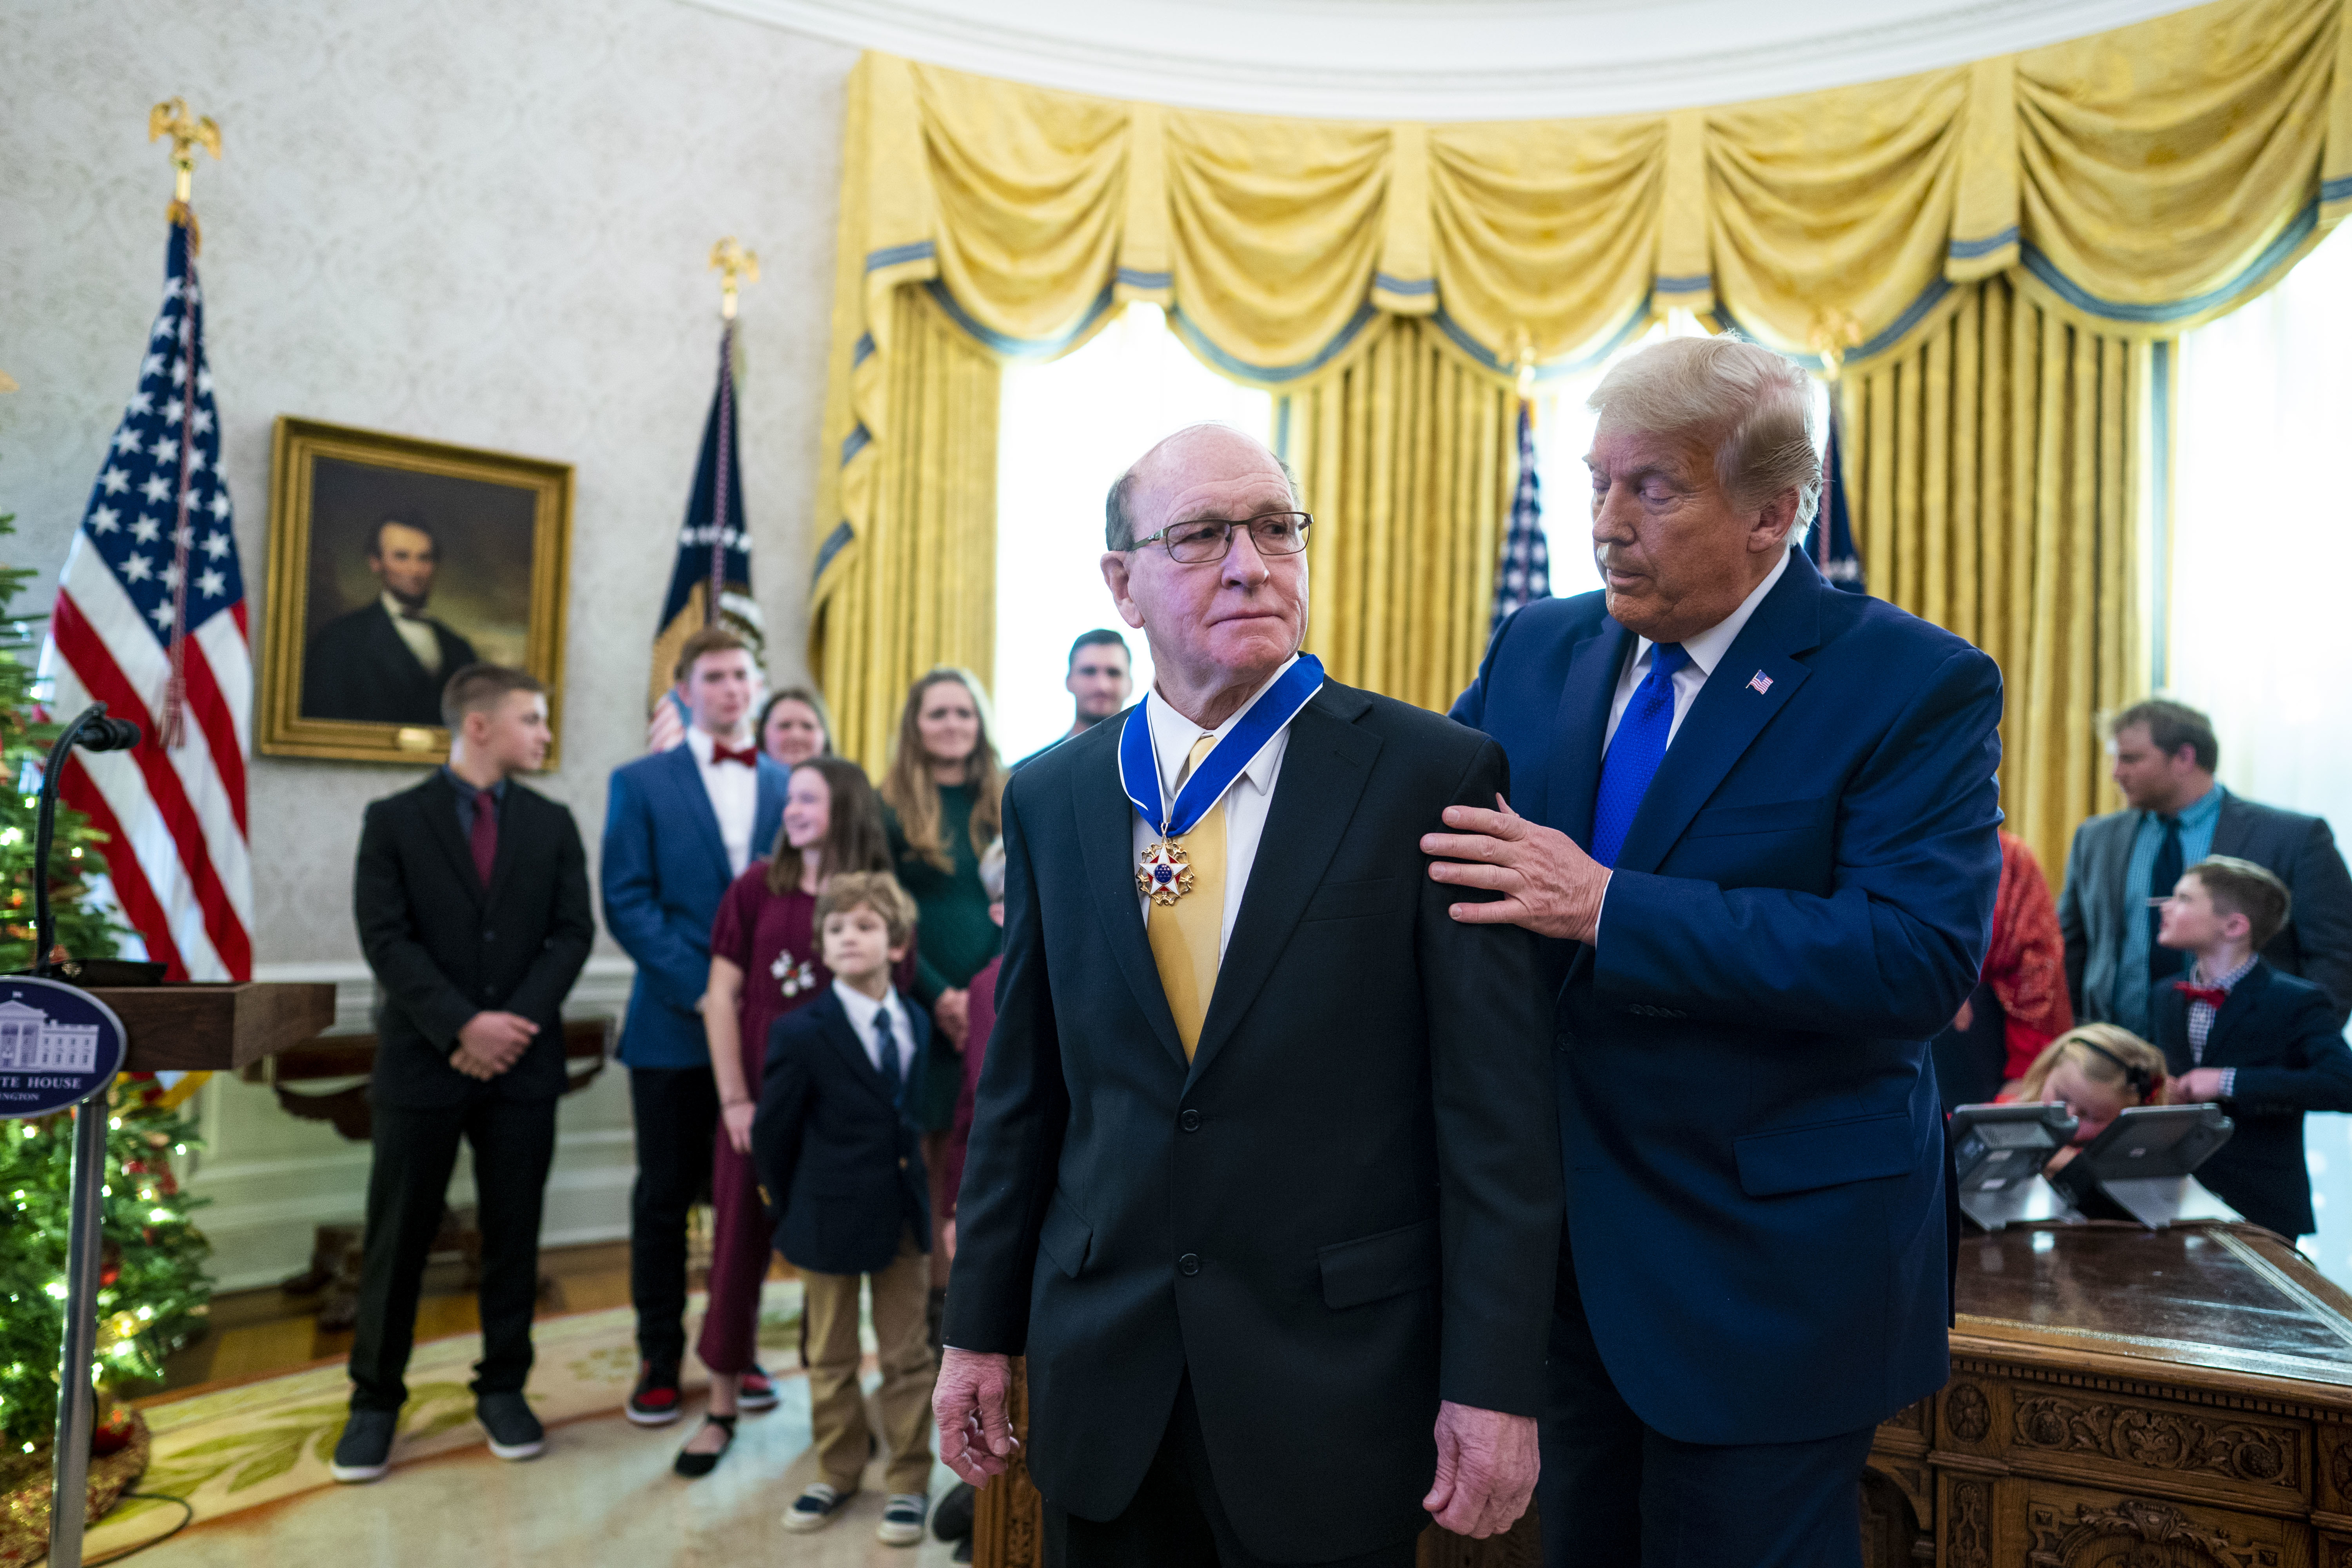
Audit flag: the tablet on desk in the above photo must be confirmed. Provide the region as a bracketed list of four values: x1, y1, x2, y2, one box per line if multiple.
[1950, 1102, 2077, 1192]
[2068, 1103, 2235, 1183]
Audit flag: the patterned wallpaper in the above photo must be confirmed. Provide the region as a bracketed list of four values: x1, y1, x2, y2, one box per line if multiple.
[1, 0, 858, 963]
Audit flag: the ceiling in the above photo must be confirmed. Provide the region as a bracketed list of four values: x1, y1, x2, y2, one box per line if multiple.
[683, 0, 2207, 118]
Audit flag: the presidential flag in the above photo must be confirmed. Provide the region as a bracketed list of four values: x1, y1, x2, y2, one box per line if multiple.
[648, 318, 762, 727]
[1491, 398, 1552, 633]
[1814, 402, 1866, 593]
[39, 213, 252, 985]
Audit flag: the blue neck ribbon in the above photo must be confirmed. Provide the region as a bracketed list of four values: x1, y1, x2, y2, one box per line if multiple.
[1118, 656, 1324, 838]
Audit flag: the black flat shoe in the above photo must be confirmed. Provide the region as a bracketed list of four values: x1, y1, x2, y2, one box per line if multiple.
[672, 1413, 736, 1477]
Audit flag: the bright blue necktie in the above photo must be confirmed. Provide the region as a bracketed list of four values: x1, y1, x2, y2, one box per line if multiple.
[1590, 643, 1690, 869]
[872, 1004, 903, 1105]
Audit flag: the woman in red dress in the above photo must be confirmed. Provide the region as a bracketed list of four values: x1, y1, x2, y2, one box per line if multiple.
[676, 755, 900, 1475]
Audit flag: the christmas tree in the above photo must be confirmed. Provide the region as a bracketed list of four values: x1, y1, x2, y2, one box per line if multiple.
[0, 511, 211, 1481]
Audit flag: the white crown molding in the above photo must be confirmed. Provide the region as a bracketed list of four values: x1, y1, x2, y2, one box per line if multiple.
[681, 0, 2205, 117]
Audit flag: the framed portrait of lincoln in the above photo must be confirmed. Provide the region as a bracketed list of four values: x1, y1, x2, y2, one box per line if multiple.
[259, 417, 572, 764]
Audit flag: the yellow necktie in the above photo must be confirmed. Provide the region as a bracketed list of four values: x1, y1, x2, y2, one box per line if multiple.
[1148, 734, 1226, 1059]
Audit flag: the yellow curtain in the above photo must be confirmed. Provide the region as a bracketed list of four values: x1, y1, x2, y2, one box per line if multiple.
[1842, 275, 2143, 876]
[1279, 319, 1515, 712]
[810, 287, 1000, 771]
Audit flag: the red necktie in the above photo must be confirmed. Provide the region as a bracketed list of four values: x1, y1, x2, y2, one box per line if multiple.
[2174, 981, 2229, 1009]
[711, 743, 759, 768]
[470, 794, 497, 887]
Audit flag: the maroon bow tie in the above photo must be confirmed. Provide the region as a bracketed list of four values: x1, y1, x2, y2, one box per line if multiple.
[2174, 982, 2230, 1009]
[711, 743, 759, 768]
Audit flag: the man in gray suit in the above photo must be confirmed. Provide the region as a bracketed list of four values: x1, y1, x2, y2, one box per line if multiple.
[2059, 698, 2352, 1035]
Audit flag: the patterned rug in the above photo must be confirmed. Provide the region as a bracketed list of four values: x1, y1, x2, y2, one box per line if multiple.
[79, 1281, 810, 1559]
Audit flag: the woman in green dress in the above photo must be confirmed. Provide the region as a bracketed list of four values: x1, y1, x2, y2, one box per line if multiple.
[879, 668, 1006, 1301]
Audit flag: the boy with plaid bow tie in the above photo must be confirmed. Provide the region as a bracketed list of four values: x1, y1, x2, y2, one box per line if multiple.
[2154, 855, 2352, 1237]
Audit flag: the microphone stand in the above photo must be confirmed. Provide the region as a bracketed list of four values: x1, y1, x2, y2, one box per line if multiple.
[39, 701, 142, 1568]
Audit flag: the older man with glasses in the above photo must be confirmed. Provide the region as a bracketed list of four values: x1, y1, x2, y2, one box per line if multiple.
[935, 423, 1560, 1567]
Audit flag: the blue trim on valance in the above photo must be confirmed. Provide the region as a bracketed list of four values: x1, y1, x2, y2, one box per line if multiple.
[841, 424, 871, 466]
[852, 333, 875, 367]
[1432, 299, 1655, 382]
[925, 279, 1118, 362]
[1372, 273, 1436, 297]
[2323, 175, 2352, 203]
[1654, 272, 1713, 294]
[812, 520, 854, 588]
[1947, 227, 2020, 260]
[2020, 200, 2318, 323]
[1116, 267, 1173, 290]
[865, 240, 936, 271]
[1168, 302, 1381, 385]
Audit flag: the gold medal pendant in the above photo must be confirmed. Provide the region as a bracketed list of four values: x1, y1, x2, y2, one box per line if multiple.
[1137, 838, 1194, 905]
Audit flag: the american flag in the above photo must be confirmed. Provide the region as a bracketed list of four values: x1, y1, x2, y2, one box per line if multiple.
[38, 215, 251, 982]
[1813, 400, 1866, 594]
[1491, 397, 1551, 632]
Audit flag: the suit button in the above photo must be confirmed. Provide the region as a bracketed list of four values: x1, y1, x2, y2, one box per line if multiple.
[1180, 1109, 1201, 1132]
[1178, 1253, 1200, 1276]
[898, 1156, 908, 1169]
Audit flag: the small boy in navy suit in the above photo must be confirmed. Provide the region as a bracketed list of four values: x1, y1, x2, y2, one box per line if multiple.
[753, 871, 937, 1546]
[2156, 855, 2352, 1238]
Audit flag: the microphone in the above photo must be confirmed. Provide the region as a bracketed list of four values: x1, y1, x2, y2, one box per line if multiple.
[75, 714, 143, 753]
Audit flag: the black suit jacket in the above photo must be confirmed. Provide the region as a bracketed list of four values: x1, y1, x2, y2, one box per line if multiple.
[943, 680, 1561, 1563]
[2154, 960, 2352, 1238]
[303, 601, 480, 727]
[2062, 793, 2352, 1030]
[750, 987, 932, 1277]
[353, 772, 594, 1108]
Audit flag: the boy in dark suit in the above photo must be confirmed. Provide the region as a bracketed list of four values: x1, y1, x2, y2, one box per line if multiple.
[600, 625, 789, 1422]
[2156, 855, 2352, 1238]
[331, 665, 594, 1483]
[753, 872, 936, 1546]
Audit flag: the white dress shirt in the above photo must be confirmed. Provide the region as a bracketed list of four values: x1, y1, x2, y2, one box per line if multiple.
[1602, 546, 1793, 751]
[832, 978, 917, 1081]
[1131, 653, 1308, 961]
[382, 591, 442, 676]
[686, 726, 760, 877]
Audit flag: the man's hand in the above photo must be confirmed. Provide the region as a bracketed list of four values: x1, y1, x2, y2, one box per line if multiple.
[1422, 796, 1609, 944]
[453, 1011, 537, 1079]
[935, 988, 971, 1050]
[2174, 1067, 2227, 1102]
[1423, 1400, 1538, 1538]
[933, 1346, 1018, 1487]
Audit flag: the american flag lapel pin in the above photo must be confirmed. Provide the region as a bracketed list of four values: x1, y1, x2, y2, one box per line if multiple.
[1747, 670, 1773, 695]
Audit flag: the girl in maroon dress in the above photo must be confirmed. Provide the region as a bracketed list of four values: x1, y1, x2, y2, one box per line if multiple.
[677, 755, 899, 1475]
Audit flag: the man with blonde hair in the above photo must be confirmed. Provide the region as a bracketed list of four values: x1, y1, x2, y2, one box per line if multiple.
[1436, 335, 2004, 1566]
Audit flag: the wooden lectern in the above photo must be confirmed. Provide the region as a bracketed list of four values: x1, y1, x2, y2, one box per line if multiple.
[48, 979, 334, 1568]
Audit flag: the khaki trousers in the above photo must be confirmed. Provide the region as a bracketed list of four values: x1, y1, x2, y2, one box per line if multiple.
[799, 1228, 937, 1495]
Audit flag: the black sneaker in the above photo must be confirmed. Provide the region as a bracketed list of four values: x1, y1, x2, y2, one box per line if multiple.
[738, 1363, 780, 1412]
[878, 1493, 929, 1546]
[329, 1407, 397, 1483]
[626, 1360, 682, 1426]
[477, 1392, 544, 1460]
[781, 1482, 850, 1532]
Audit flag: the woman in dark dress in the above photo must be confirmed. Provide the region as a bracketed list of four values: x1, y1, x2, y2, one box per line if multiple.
[679, 755, 901, 1476]
[878, 668, 1005, 1318]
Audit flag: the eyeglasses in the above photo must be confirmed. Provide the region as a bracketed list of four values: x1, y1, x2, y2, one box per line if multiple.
[1131, 511, 1312, 565]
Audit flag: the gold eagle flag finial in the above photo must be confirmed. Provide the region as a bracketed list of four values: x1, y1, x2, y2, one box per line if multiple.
[1808, 309, 1865, 382]
[710, 237, 760, 321]
[149, 98, 222, 249]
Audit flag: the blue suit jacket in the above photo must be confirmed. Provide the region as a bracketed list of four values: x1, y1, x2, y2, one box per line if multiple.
[599, 744, 788, 1068]
[1451, 549, 2003, 1445]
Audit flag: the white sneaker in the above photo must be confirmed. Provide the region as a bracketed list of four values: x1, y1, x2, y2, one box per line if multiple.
[877, 1493, 928, 1546]
[781, 1482, 847, 1533]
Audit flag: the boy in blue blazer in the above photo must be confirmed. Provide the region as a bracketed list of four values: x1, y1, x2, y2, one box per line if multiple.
[2156, 855, 2352, 1238]
[600, 626, 788, 1422]
[754, 871, 936, 1546]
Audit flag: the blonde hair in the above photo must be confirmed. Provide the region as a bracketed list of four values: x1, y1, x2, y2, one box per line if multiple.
[977, 839, 1007, 904]
[881, 668, 1005, 874]
[813, 871, 918, 950]
[2015, 1024, 2168, 1106]
[1588, 335, 1822, 527]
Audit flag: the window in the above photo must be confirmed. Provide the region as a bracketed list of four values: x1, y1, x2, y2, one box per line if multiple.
[993, 305, 1271, 761]
[2174, 222, 2352, 1277]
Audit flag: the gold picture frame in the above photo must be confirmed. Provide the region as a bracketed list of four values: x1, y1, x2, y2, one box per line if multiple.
[259, 417, 572, 764]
